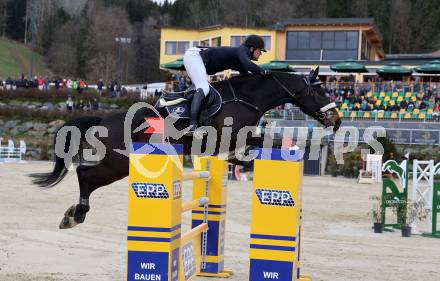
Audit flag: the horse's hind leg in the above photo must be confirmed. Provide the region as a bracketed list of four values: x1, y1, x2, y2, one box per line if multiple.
[59, 163, 127, 229]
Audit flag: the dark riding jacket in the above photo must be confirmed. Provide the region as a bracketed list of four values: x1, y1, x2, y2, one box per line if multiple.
[199, 46, 264, 75]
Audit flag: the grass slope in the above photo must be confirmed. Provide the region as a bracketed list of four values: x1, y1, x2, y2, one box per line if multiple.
[0, 39, 50, 79]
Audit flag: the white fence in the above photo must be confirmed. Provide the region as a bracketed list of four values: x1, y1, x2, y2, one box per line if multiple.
[0, 139, 26, 163]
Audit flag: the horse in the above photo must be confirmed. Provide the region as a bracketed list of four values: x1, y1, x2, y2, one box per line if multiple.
[30, 68, 341, 229]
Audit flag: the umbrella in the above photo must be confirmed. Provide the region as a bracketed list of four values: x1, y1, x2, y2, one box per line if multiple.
[415, 60, 440, 74]
[376, 62, 412, 75]
[160, 58, 185, 71]
[260, 60, 295, 72]
[330, 59, 368, 73]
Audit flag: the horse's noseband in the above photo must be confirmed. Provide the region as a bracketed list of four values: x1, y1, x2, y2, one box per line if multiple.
[317, 102, 337, 126]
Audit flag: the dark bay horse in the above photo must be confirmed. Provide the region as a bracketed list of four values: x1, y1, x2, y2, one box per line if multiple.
[30, 68, 341, 229]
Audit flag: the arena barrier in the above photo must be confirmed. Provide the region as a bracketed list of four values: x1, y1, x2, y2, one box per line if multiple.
[127, 143, 232, 281]
[381, 159, 409, 230]
[0, 139, 26, 163]
[127, 143, 311, 280]
[412, 160, 440, 238]
[380, 158, 440, 237]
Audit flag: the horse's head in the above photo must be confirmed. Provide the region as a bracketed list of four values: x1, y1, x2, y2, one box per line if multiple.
[273, 68, 341, 132]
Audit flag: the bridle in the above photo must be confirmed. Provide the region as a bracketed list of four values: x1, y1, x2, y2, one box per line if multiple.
[271, 73, 337, 125]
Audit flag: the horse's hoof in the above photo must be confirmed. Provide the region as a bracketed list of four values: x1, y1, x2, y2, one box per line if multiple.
[59, 204, 81, 229]
[64, 204, 77, 217]
[59, 216, 79, 229]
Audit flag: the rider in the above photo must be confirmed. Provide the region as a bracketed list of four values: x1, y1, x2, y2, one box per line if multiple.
[183, 34, 270, 135]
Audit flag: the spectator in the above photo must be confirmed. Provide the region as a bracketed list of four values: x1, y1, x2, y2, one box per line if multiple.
[92, 98, 99, 110]
[37, 77, 44, 90]
[360, 100, 368, 111]
[66, 96, 73, 111]
[54, 78, 60, 89]
[115, 82, 121, 98]
[97, 79, 104, 96]
[78, 79, 87, 93]
[72, 79, 78, 91]
[5, 77, 13, 90]
[43, 78, 50, 90]
[400, 99, 408, 109]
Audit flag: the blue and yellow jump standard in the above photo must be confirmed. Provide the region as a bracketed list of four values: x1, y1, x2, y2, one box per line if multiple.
[191, 156, 233, 278]
[250, 148, 311, 281]
[127, 143, 231, 281]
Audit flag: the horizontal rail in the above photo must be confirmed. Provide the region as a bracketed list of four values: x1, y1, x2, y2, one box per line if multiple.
[181, 171, 210, 181]
[182, 197, 209, 213]
[181, 223, 209, 245]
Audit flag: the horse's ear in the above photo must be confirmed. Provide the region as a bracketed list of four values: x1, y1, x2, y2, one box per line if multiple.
[312, 67, 319, 81]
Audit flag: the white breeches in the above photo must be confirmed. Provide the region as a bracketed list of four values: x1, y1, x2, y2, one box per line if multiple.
[183, 47, 210, 96]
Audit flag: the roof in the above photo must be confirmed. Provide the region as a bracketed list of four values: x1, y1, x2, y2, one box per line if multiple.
[160, 24, 276, 31]
[273, 18, 384, 58]
[274, 18, 375, 28]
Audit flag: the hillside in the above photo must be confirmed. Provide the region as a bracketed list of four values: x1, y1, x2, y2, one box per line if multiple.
[0, 39, 50, 79]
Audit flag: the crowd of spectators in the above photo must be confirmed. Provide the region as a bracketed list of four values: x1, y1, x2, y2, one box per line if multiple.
[0, 75, 89, 92]
[0, 75, 129, 98]
[65, 96, 100, 111]
[325, 81, 440, 114]
[3, 72, 440, 119]
[165, 71, 228, 92]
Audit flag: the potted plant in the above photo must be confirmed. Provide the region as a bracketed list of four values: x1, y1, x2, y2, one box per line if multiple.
[400, 200, 429, 237]
[368, 195, 383, 233]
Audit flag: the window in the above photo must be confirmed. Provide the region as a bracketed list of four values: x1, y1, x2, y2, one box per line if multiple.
[287, 32, 298, 49]
[298, 32, 309, 48]
[347, 32, 358, 49]
[310, 32, 321, 49]
[322, 32, 334, 48]
[334, 32, 346, 48]
[200, 39, 210, 47]
[286, 31, 359, 60]
[165, 41, 189, 55]
[231, 35, 246, 47]
[192, 41, 199, 47]
[261, 36, 271, 51]
[211, 36, 221, 47]
[231, 35, 272, 51]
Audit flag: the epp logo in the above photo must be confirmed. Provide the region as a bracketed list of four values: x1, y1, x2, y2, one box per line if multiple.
[255, 188, 295, 207]
[131, 182, 169, 199]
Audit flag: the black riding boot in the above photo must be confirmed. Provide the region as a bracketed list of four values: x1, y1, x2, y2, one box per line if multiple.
[185, 88, 206, 136]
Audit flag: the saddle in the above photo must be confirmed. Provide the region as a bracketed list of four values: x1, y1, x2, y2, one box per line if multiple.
[156, 85, 223, 119]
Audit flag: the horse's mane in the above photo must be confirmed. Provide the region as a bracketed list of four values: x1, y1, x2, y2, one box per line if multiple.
[212, 71, 301, 88]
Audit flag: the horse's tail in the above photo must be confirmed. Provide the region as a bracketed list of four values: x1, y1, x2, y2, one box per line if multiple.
[29, 116, 102, 188]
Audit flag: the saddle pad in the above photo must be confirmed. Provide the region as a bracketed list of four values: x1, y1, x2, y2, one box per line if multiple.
[158, 85, 223, 119]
